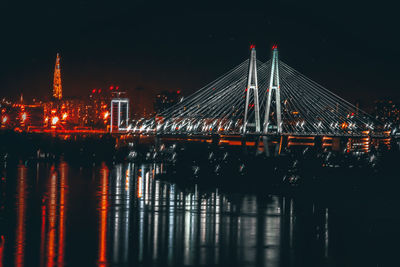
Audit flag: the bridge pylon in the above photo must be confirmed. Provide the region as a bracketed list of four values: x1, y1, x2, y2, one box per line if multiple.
[263, 45, 282, 134]
[243, 45, 261, 134]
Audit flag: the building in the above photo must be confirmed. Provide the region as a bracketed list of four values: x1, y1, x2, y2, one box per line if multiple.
[154, 90, 181, 114]
[374, 100, 400, 124]
[86, 88, 113, 128]
[110, 92, 129, 132]
[23, 105, 44, 129]
[0, 99, 44, 130]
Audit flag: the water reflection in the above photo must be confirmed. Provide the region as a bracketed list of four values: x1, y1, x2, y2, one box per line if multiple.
[98, 163, 330, 267]
[98, 163, 108, 266]
[3, 161, 333, 267]
[41, 162, 68, 267]
[15, 163, 27, 267]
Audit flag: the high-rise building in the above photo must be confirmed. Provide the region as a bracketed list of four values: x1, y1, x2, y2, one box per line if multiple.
[110, 92, 129, 132]
[374, 100, 400, 124]
[154, 90, 181, 114]
[53, 53, 62, 100]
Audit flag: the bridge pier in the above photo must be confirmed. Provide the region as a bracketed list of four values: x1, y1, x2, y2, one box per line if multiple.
[154, 135, 161, 152]
[241, 136, 249, 155]
[261, 135, 286, 157]
[263, 136, 270, 157]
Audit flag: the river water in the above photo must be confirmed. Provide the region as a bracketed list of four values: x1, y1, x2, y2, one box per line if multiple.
[0, 160, 398, 266]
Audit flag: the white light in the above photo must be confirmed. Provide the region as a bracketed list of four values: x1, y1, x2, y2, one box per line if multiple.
[51, 116, 59, 125]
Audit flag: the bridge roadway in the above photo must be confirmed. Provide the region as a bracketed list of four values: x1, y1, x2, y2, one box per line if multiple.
[24, 128, 391, 152]
[125, 132, 392, 153]
[130, 130, 391, 139]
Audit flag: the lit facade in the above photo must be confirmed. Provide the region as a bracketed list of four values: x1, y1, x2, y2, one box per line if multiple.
[374, 100, 400, 124]
[110, 98, 129, 132]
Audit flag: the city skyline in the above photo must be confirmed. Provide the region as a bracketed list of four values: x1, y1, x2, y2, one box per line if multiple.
[1, 1, 400, 108]
[1, 2, 400, 267]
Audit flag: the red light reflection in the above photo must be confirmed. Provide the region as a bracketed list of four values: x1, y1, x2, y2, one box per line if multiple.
[98, 163, 109, 266]
[15, 163, 27, 267]
[0, 235, 4, 267]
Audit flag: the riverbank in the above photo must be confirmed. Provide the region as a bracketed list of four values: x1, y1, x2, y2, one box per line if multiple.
[0, 130, 117, 164]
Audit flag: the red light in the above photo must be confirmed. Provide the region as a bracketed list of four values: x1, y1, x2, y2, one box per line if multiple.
[110, 86, 114, 90]
[272, 44, 278, 50]
[245, 88, 248, 92]
[92, 89, 96, 94]
[116, 86, 119, 90]
[177, 90, 181, 94]
[98, 89, 101, 93]
[250, 44, 255, 49]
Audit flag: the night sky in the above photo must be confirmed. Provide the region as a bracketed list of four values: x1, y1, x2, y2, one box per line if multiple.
[1, 0, 399, 111]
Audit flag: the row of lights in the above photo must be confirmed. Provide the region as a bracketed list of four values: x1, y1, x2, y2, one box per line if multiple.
[91, 86, 120, 94]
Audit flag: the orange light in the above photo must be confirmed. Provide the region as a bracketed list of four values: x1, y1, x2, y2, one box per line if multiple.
[98, 164, 109, 264]
[58, 162, 67, 265]
[51, 109, 57, 114]
[51, 116, 59, 125]
[62, 113, 68, 120]
[137, 176, 143, 198]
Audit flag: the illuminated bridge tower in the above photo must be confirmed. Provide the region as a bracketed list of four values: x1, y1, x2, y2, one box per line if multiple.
[264, 45, 282, 133]
[53, 53, 62, 100]
[243, 45, 261, 134]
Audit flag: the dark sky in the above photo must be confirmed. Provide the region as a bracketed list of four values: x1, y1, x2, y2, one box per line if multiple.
[1, 0, 399, 110]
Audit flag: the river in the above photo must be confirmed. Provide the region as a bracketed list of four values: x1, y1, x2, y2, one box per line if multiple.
[0, 160, 398, 266]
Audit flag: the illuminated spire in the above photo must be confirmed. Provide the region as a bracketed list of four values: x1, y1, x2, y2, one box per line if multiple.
[53, 53, 62, 100]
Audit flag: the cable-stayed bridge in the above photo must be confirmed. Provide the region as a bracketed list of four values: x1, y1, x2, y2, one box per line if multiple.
[130, 46, 389, 138]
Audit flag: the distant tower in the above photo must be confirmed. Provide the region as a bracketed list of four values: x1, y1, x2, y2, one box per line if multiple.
[53, 53, 62, 100]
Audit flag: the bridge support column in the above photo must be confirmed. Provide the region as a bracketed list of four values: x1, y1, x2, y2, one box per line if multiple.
[315, 136, 323, 152]
[241, 136, 248, 155]
[254, 136, 262, 155]
[211, 134, 220, 147]
[154, 135, 160, 151]
[243, 46, 261, 134]
[263, 136, 270, 157]
[263, 46, 282, 134]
